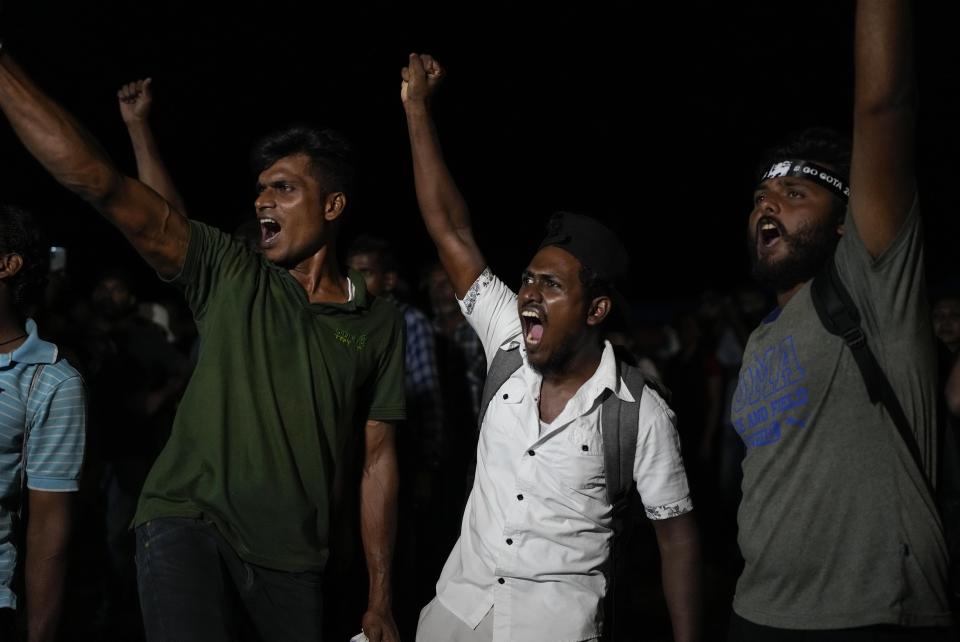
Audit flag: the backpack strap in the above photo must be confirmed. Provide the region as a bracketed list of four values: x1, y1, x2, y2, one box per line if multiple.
[601, 357, 652, 510]
[811, 257, 929, 484]
[477, 335, 524, 431]
[19, 364, 45, 517]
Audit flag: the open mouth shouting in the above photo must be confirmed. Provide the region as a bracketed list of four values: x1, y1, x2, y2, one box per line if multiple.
[259, 217, 282, 248]
[521, 306, 547, 347]
[756, 216, 784, 254]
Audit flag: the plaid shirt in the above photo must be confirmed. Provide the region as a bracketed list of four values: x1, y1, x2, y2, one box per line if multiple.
[403, 305, 443, 458]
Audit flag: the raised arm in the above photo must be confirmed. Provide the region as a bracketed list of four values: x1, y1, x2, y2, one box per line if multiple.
[401, 53, 485, 297]
[118, 78, 188, 214]
[849, 0, 916, 257]
[0, 47, 188, 278]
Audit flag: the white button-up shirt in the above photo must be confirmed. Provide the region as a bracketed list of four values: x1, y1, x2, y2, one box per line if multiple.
[434, 269, 692, 642]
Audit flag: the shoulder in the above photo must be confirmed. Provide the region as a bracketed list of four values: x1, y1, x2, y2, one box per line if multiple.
[637, 383, 676, 426]
[37, 358, 84, 388]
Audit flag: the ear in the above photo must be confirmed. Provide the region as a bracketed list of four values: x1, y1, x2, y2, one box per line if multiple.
[324, 192, 347, 222]
[0, 253, 24, 280]
[586, 295, 612, 327]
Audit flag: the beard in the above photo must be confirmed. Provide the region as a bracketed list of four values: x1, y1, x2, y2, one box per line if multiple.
[749, 219, 841, 293]
[528, 330, 583, 377]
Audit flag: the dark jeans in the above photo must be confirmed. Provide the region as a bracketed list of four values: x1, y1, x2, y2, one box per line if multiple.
[0, 608, 16, 641]
[135, 517, 323, 642]
[728, 612, 955, 642]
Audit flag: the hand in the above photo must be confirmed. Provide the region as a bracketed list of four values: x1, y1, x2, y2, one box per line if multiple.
[401, 53, 444, 105]
[361, 607, 400, 642]
[118, 78, 153, 124]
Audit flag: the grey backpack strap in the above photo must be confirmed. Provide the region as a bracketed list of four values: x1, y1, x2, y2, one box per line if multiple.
[477, 335, 524, 431]
[602, 359, 649, 509]
[20, 364, 45, 517]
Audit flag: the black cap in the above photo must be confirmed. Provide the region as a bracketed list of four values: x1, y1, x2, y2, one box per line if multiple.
[538, 212, 628, 282]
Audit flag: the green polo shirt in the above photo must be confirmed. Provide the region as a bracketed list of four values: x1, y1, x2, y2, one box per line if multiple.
[133, 220, 405, 571]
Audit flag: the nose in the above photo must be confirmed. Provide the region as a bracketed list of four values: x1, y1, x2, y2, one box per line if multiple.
[255, 188, 274, 213]
[520, 280, 543, 304]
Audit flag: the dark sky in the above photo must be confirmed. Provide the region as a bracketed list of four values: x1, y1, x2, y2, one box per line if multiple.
[1, 1, 958, 306]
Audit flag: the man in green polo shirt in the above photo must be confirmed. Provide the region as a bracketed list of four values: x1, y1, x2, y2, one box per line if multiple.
[0, 44, 405, 642]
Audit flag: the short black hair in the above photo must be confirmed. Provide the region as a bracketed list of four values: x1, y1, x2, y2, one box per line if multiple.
[347, 235, 398, 273]
[0, 205, 49, 309]
[251, 126, 356, 196]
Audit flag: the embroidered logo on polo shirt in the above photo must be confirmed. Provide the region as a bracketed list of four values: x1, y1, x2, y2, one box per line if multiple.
[335, 329, 368, 351]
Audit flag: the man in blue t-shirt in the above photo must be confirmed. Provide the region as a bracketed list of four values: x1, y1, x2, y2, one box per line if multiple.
[0, 204, 86, 642]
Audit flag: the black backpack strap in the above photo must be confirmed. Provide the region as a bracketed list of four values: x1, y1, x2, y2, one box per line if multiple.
[601, 358, 648, 509]
[477, 334, 524, 431]
[811, 258, 928, 481]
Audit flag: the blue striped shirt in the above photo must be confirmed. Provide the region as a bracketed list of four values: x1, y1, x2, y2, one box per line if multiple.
[0, 319, 86, 609]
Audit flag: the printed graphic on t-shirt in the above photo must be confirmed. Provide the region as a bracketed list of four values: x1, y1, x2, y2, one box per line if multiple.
[731, 335, 809, 448]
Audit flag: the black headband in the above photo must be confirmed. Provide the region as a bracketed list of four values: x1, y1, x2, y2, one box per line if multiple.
[759, 160, 849, 201]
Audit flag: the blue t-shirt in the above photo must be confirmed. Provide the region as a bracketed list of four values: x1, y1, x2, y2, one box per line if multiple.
[0, 319, 86, 609]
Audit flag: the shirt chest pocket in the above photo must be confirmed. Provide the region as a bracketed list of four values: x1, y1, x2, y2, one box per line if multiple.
[485, 378, 527, 441]
[555, 422, 606, 491]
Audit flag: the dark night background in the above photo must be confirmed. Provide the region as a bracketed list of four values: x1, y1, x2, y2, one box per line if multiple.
[1, 0, 958, 305]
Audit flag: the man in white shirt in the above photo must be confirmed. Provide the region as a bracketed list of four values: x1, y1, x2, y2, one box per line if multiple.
[401, 54, 700, 642]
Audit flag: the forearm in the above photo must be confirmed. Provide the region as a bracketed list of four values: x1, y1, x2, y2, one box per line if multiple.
[404, 101, 484, 294]
[654, 514, 702, 642]
[25, 495, 73, 642]
[360, 439, 399, 610]
[404, 101, 472, 241]
[125, 120, 187, 213]
[855, 0, 916, 113]
[0, 51, 121, 206]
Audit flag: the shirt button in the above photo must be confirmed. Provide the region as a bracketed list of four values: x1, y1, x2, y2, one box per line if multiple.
[517, 494, 524, 501]
[506, 538, 513, 545]
[581, 444, 589, 452]
[502, 393, 509, 400]
[498, 578, 505, 584]
[527, 449, 535, 456]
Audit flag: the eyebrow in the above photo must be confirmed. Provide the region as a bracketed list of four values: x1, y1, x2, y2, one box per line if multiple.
[523, 269, 561, 281]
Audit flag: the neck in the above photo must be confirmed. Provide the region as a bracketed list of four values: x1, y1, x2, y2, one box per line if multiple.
[776, 280, 808, 308]
[541, 336, 605, 389]
[0, 303, 27, 351]
[288, 245, 348, 303]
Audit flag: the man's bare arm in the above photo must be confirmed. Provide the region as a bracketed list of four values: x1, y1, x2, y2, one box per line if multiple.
[401, 53, 486, 298]
[0, 50, 188, 277]
[24, 491, 73, 642]
[849, 0, 917, 258]
[118, 78, 188, 214]
[651, 512, 702, 642]
[359, 420, 400, 642]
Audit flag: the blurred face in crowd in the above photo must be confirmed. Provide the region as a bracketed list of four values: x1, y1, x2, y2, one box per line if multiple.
[426, 266, 459, 320]
[933, 296, 960, 353]
[748, 173, 844, 293]
[93, 276, 134, 319]
[348, 251, 389, 297]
